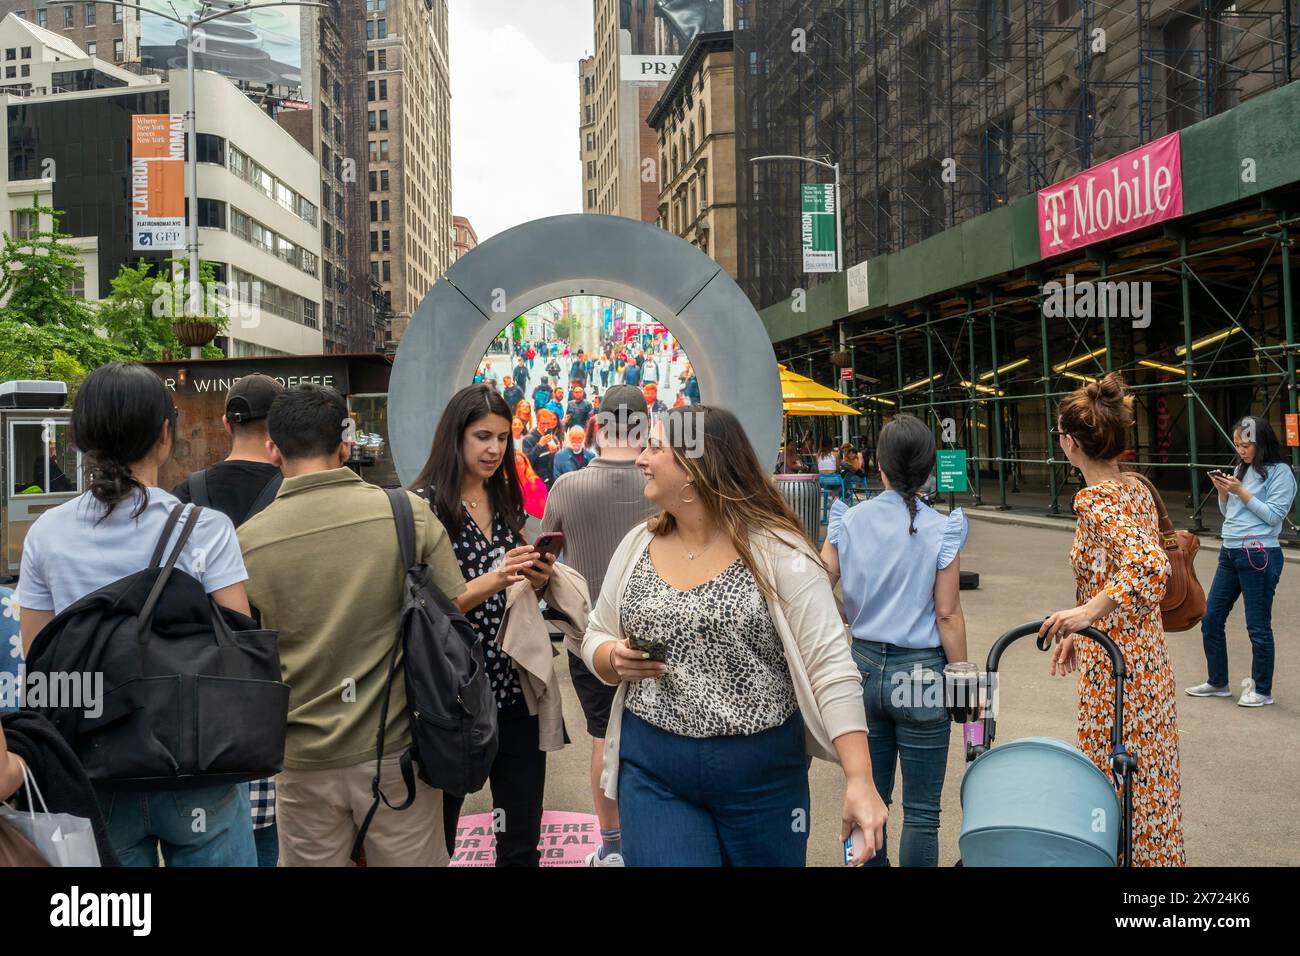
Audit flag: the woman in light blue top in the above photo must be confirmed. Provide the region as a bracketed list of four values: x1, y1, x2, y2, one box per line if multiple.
[1188, 416, 1297, 707]
[821, 414, 969, 866]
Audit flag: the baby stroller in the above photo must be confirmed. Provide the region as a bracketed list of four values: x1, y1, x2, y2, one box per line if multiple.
[957, 621, 1137, 867]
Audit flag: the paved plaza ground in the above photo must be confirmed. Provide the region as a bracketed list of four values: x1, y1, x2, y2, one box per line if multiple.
[466, 514, 1299, 867]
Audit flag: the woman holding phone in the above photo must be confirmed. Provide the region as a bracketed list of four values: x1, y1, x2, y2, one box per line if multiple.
[410, 384, 556, 866]
[581, 405, 886, 867]
[1190, 416, 1296, 706]
[1039, 373, 1184, 866]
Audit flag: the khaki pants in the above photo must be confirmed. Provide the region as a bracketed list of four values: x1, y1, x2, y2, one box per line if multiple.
[276, 755, 447, 867]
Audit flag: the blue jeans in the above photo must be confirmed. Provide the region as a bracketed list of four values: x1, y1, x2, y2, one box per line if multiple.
[1201, 545, 1284, 696]
[618, 709, 809, 866]
[95, 782, 258, 867]
[254, 823, 279, 868]
[852, 640, 951, 867]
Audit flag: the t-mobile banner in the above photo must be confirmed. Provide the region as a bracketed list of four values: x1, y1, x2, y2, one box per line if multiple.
[1038, 132, 1182, 257]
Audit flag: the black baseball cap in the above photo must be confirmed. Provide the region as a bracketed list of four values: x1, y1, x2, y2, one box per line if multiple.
[600, 384, 648, 416]
[225, 373, 284, 424]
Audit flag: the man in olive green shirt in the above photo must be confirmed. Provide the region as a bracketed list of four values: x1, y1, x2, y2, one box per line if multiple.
[238, 384, 466, 866]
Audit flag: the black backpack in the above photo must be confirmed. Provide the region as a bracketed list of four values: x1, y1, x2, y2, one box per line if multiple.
[23, 504, 289, 788]
[352, 489, 498, 861]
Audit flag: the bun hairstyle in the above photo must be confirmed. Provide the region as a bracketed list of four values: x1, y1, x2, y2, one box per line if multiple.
[876, 414, 936, 535]
[73, 361, 177, 523]
[1057, 371, 1134, 462]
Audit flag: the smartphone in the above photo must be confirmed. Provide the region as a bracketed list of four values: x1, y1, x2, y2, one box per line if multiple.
[533, 532, 565, 558]
[628, 633, 669, 663]
[843, 825, 866, 866]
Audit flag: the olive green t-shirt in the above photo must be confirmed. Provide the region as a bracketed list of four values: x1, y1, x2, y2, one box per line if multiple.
[238, 468, 467, 770]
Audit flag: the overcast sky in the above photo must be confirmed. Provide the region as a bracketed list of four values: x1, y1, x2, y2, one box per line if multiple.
[449, 0, 594, 244]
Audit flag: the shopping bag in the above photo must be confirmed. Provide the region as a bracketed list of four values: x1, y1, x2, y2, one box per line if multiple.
[0, 815, 49, 866]
[0, 761, 101, 867]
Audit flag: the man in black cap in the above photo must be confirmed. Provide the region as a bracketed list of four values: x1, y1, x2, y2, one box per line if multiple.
[171, 372, 285, 867]
[173, 374, 285, 526]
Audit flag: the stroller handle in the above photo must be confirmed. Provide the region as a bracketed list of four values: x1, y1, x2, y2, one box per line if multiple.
[981, 620, 1128, 771]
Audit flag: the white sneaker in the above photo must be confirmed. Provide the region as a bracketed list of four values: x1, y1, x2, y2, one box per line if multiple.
[585, 849, 625, 867]
[1185, 682, 1233, 698]
[1237, 678, 1274, 707]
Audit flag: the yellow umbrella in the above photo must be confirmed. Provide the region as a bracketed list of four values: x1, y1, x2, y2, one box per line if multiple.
[779, 364, 847, 402]
[783, 399, 861, 417]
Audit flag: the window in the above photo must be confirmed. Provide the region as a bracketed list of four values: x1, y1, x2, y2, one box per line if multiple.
[378, 79, 387, 99]
[377, 49, 387, 70]
[4, 67, 14, 80]
[113, 5, 122, 22]
[378, 110, 388, 130]
[113, 39, 123, 61]
[85, 3, 95, 26]
[334, 192, 343, 218]
[370, 230, 379, 252]
[376, 19, 386, 39]
[382, 260, 390, 281]
[367, 80, 375, 101]
[369, 141, 378, 163]
[381, 229, 390, 252]
[366, 20, 374, 40]
[63, 6, 74, 29]
[369, 171, 378, 191]
[20, 64, 29, 77]
[11, 209, 37, 240]
[381, 200, 389, 221]
[4, 50, 13, 62]
[379, 140, 389, 161]
[368, 110, 376, 131]
[8, 421, 80, 496]
[367, 51, 375, 71]
[371, 261, 380, 281]
[20, 46, 30, 59]
[85, 41, 95, 56]
[197, 198, 226, 229]
[195, 132, 224, 165]
[37, 9, 48, 27]
[370, 200, 378, 222]
[303, 302, 317, 329]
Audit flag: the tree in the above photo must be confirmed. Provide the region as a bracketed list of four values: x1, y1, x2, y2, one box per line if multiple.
[0, 197, 94, 331]
[98, 257, 226, 360]
[554, 316, 574, 341]
[0, 317, 127, 384]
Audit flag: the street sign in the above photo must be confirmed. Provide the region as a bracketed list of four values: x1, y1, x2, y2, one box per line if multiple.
[936, 449, 968, 493]
[801, 183, 836, 273]
[840, 368, 853, 381]
[1286, 413, 1299, 448]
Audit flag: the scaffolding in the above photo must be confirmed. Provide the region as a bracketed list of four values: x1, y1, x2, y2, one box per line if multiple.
[741, 1, 1300, 536]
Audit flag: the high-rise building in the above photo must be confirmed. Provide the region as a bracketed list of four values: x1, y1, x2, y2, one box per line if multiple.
[452, 215, 476, 259]
[0, 2, 141, 70]
[578, 54, 598, 212]
[365, 0, 453, 347]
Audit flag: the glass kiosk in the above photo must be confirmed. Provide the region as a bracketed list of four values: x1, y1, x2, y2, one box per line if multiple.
[0, 381, 83, 580]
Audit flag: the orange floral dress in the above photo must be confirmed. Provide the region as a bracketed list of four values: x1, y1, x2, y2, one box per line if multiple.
[1069, 479, 1185, 866]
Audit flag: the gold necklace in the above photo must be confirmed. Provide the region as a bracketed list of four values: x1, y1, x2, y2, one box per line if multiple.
[682, 530, 720, 561]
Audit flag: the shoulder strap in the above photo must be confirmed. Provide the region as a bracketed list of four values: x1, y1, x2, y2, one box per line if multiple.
[137, 505, 203, 632]
[188, 469, 210, 508]
[1125, 473, 1176, 539]
[384, 488, 417, 571]
[245, 474, 283, 520]
[149, 503, 188, 567]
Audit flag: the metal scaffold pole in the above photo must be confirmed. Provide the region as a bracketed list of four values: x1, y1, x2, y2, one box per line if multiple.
[967, 307, 983, 506]
[989, 297, 1008, 509]
[1281, 219, 1300, 537]
[1179, 235, 1207, 533]
[1039, 289, 1060, 515]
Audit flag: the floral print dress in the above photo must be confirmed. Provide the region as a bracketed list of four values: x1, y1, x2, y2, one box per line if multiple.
[1069, 479, 1185, 866]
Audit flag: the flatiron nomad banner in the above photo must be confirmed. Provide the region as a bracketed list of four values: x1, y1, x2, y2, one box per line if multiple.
[1038, 131, 1182, 257]
[131, 114, 185, 251]
[801, 183, 837, 273]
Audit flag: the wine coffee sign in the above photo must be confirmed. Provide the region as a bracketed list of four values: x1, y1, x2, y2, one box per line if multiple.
[1038, 132, 1183, 257]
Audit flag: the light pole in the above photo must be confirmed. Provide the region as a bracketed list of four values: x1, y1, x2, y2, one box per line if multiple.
[91, 1, 324, 332]
[750, 153, 847, 441]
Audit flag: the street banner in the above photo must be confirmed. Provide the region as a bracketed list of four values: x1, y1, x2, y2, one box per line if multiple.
[1286, 413, 1299, 448]
[936, 449, 968, 493]
[1038, 131, 1182, 257]
[802, 183, 836, 273]
[131, 114, 186, 251]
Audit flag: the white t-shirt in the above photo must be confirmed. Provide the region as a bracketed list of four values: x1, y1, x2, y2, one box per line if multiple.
[18, 488, 248, 615]
[817, 454, 839, 474]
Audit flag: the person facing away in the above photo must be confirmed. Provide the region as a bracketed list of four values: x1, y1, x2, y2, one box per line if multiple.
[408, 384, 557, 866]
[581, 405, 887, 867]
[236, 384, 468, 867]
[512, 358, 530, 394]
[171, 371, 285, 868]
[622, 359, 642, 387]
[820, 414, 969, 867]
[18, 362, 257, 867]
[553, 426, 595, 478]
[532, 376, 553, 411]
[1189, 415, 1296, 707]
[1040, 372, 1183, 867]
[540, 385, 658, 867]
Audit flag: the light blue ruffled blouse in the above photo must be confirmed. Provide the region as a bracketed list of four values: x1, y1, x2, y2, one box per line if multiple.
[828, 491, 969, 649]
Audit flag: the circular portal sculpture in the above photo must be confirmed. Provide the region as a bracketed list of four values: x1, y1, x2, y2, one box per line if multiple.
[389, 214, 782, 485]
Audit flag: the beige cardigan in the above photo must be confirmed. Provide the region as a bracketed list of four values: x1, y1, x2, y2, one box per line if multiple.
[580, 524, 866, 800]
[499, 561, 592, 752]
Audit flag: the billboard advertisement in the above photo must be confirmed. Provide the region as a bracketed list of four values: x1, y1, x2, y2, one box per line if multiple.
[139, 0, 303, 89]
[654, 0, 726, 47]
[131, 114, 186, 251]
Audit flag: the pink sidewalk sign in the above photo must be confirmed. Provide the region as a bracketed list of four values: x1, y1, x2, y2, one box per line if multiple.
[1038, 131, 1183, 257]
[449, 810, 600, 867]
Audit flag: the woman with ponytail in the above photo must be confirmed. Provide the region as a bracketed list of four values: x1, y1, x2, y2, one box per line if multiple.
[819, 413, 969, 866]
[1041, 372, 1184, 866]
[17, 362, 257, 866]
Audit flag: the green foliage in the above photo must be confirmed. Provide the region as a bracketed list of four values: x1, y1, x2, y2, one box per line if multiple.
[0, 317, 128, 386]
[554, 316, 574, 341]
[0, 197, 94, 331]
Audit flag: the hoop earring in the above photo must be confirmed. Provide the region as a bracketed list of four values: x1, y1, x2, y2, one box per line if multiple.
[678, 480, 697, 505]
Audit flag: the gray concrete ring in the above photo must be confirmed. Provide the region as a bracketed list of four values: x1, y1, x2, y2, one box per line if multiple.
[389, 213, 782, 485]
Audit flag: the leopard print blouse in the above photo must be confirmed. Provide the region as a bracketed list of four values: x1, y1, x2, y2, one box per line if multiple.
[621, 544, 797, 738]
